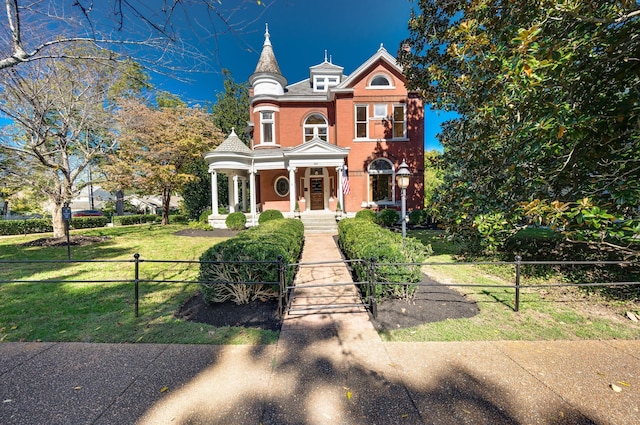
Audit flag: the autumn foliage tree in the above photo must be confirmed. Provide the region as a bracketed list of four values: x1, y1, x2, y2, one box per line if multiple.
[399, 0, 639, 256]
[105, 98, 223, 225]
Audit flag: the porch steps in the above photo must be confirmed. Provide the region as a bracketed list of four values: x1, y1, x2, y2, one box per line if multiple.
[299, 212, 338, 234]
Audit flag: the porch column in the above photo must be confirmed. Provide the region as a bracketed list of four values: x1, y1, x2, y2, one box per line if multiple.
[241, 177, 247, 212]
[337, 165, 345, 212]
[233, 175, 240, 212]
[250, 169, 257, 226]
[288, 166, 296, 214]
[227, 175, 235, 212]
[210, 170, 218, 215]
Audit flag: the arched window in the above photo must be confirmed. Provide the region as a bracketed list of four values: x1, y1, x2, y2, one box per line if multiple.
[304, 113, 328, 142]
[370, 75, 391, 87]
[368, 158, 394, 204]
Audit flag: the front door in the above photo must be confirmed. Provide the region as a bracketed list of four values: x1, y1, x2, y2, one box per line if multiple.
[310, 178, 324, 210]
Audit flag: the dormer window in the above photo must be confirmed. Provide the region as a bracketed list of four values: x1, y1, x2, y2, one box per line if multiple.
[313, 76, 339, 92]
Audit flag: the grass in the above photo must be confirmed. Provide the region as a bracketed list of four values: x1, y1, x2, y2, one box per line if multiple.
[0, 224, 279, 345]
[380, 229, 640, 342]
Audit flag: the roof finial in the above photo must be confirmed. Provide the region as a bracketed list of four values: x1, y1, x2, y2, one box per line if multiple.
[264, 23, 271, 46]
[230, 127, 236, 137]
[324, 49, 328, 62]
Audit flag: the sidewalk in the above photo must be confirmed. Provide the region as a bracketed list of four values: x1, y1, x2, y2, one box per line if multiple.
[1, 234, 639, 424]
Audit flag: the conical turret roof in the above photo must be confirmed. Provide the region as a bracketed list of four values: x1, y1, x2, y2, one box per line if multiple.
[253, 24, 282, 75]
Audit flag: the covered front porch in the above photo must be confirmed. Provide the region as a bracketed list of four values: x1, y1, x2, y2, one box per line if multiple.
[203, 131, 350, 228]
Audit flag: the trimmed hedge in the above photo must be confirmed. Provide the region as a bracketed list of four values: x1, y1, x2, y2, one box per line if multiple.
[70, 216, 109, 229]
[338, 218, 429, 301]
[168, 214, 188, 224]
[258, 209, 284, 224]
[0, 216, 109, 235]
[225, 212, 246, 230]
[199, 218, 304, 305]
[111, 214, 160, 226]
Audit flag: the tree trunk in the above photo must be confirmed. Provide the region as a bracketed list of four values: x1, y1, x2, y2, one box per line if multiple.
[116, 190, 124, 215]
[162, 189, 171, 225]
[51, 203, 67, 239]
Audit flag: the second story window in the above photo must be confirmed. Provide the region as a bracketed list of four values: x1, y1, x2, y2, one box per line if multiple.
[392, 104, 406, 138]
[355, 105, 368, 139]
[304, 113, 328, 142]
[261, 111, 275, 144]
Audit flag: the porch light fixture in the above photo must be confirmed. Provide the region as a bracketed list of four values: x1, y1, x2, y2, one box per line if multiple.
[396, 160, 411, 241]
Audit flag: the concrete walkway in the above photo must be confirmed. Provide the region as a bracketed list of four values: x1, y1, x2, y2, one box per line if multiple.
[1, 234, 639, 424]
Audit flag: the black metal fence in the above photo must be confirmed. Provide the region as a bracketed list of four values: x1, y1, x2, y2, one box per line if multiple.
[1, 254, 637, 319]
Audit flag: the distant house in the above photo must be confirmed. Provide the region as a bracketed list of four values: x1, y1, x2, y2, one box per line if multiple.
[204, 25, 424, 226]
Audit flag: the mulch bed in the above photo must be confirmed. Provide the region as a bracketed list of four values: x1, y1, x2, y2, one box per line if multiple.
[19, 235, 111, 247]
[174, 273, 479, 332]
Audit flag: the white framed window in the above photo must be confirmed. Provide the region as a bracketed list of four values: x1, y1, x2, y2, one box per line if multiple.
[260, 111, 275, 144]
[371, 75, 390, 86]
[274, 176, 289, 197]
[304, 113, 328, 142]
[373, 103, 387, 119]
[368, 158, 395, 204]
[392, 104, 406, 138]
[313, 76, 339, 92]
[355, 105, 368, 139]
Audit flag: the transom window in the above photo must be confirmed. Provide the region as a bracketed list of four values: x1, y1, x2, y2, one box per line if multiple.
[304, 113, 328, 142]
[368, 158, 394, 204]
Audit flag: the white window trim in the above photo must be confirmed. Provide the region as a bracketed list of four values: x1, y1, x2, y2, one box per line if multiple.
[303, 113, 329, 143]
[274, 176, 289, 197]
[367, 158, 397, 205]
[258, 110, 277, 146]
[354, 104, 369, 140]
[392, 103, 407, 139]
[366, 74, 395, 90]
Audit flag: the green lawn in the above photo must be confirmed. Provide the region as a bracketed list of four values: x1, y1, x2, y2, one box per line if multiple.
[0, 224, 279, 345]
[382, 229, 640, 342]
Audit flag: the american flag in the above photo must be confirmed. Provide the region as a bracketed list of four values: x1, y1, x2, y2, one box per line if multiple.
[342, 167, 350, 194]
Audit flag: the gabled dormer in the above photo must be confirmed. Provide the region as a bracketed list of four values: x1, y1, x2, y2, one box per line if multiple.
[309, 52, 344, 93]
[249, 24, 287, 97]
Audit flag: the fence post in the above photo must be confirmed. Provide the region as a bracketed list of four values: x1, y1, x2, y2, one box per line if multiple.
[368, 257, 378, 319]
[134, 253, 140, 318]
[514, 255, 522, 312]
[277, 255, 284, 318]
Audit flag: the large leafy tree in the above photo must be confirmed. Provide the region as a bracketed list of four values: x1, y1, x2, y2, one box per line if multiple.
[179, 69, 249, 219]
[105, 98, 223, 225]
[399, 0, 640, 254]
[0, 43, 146, 238]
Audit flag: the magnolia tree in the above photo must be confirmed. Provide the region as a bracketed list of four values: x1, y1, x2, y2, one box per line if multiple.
[0, 44, 145, 238]
[399, 0, 640, 256]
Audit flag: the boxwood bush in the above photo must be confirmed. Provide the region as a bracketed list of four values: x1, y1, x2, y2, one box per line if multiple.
[225, 212, 246, 230]
[70, 216, 109, 229]
[355, 209, 376, 222]
[199, 218, 304, 305]
[258, 209, 284, 224]
[377, 208, 400, 227]
[338, 218, 429, 301]
[0, 219, 53, 235]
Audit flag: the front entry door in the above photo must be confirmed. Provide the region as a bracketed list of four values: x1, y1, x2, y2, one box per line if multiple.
[310, 178, 324, 210]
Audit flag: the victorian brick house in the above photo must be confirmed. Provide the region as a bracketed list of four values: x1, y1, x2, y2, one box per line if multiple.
[205, 26, 424, 226]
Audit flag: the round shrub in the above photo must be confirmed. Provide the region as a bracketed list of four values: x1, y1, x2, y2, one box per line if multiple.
[199, 208, 212, 223]
[409, 209, 426, 225]
[258, 209, 284, 224]
[355, 209, 376, 222]
[225, 212, 246, 230]
[378, 209, 400, 227]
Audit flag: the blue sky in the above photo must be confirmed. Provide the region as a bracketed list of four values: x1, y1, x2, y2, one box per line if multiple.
[152, 0, 454, 152]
